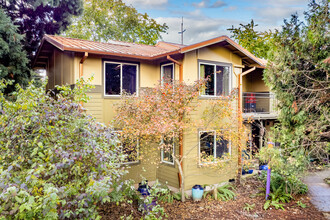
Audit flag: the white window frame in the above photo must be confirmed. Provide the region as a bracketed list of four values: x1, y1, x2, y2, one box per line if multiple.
[160, 135, 175, 165]
[198, 130, 231, 165]
[160, 63, 175, 86]
[112, 131, 139, 165]
[198, 61, 232, 97]
[103, 61, 139, 97]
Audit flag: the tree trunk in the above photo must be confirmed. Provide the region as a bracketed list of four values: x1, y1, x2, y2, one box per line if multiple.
[175, 157, 185, 202]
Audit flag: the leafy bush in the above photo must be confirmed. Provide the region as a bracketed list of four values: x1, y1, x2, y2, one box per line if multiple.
[203, 184, 236, 201]
[259, 170, 308, 196]
[0, 79, 126, 219]
[259, 147, 308, 195]
[263, 183, 292, 210]
[137, 180, 168, 219]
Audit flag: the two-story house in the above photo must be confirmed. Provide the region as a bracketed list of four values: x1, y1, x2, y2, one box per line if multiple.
[33, 35, 268, 190]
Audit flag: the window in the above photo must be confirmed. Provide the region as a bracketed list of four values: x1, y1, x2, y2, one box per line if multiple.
[199, 131, 230, 164]
[104, 61, 138, 96]
[160, 135, 175, 165]
[199, 62, 231, 96]
[113, 131, 139, 164]
[161, 63, 174, 85]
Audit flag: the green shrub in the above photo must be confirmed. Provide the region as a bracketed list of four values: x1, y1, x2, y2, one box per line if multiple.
[0, 79, 126, 219]
[203, 184, 236, 201]
[259, 171, 308, 195]
[258, 147, 308, 196]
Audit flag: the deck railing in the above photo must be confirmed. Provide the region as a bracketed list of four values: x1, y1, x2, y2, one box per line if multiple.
[242, 92, 277, 114]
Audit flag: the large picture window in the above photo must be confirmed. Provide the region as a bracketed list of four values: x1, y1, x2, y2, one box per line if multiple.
[104, 61, 138, 96]
[199, 131, 230, 164]
[199, 62, 230, 96]
[161, 63, 174, 85]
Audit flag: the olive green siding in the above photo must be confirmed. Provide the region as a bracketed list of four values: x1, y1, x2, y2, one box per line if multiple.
[45, 43, 245, 190]
[156, 145, 180, 189]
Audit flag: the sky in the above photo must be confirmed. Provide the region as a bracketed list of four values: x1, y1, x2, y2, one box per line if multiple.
[122, 0, 310, 45]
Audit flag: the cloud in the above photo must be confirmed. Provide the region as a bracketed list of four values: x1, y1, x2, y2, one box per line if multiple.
[211, 0, 227, 8]
[123, 0, 168, 9]
[247, 0, 307, 24]
[155, 16, 242, 45]
[192, 0, 227, 9]
[224, 6, 237, 11]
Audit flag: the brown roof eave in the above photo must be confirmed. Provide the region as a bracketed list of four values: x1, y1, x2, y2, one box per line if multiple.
[44, 35, 65, 51]
[61, 46, 181, 60]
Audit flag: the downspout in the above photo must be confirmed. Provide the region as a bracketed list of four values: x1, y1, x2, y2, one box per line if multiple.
[79, 52, 89, 78]
[234, 66, 256, 184]
[78, 52, 88, 107]
[167, 55, 183, 188]
[167, 55, 183, 82]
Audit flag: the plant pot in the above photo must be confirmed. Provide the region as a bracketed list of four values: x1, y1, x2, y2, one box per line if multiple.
[138, 181, 150, 196]
[192, 185, 203, 201]
[259, 165, 268, 170]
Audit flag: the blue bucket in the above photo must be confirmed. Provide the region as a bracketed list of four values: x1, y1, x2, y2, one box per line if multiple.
[259, 165, 268, 170]
[192, 185, 204, 201]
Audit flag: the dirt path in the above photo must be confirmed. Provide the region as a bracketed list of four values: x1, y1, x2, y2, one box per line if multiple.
[304, 168, 330, 219]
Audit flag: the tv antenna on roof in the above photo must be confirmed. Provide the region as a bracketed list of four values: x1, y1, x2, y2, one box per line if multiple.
[178, 17, 186, 45]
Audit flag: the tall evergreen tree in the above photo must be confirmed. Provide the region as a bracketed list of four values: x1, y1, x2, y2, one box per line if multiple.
[1, 0, 83, 60]
[264, 1, 329, 160]
[0, 8, 30, 94]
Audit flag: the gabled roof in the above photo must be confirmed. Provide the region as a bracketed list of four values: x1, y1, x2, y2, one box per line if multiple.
[180, 36, 265, 67]
[34, 35, 265, 68]
[42, 35, 180, 58]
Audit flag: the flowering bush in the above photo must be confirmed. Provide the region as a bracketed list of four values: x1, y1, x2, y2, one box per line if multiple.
[0, 79, 126, 219]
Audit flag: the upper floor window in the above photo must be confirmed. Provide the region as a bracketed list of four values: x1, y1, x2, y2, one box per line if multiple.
[104, 61, 138, 96]
[199, 62, 231, 96]
[161, 63, 174, 85]
[199, 131, 230, 164]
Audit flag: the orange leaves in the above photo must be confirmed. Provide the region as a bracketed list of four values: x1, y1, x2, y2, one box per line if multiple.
[113, 80, 206, 141]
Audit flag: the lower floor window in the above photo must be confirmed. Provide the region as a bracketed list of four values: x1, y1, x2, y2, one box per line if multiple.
[199, 131, 229, 163]
[122, 138, 139, 164]
[113, 131, 139, 164]
[160, 135, 175, 165]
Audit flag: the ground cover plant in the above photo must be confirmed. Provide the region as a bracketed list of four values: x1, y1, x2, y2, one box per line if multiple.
[99, 176, 326, 220]
[0, 79, 127, 219]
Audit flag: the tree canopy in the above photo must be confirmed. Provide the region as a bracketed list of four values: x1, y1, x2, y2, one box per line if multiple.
[1, 0, 83, 60]
[264, 1, 329, 160]
[0, 8, 30, 94]
[64, 0, 168, 45]
[228, 19, 274, 59]
[229, 1, 329, 162]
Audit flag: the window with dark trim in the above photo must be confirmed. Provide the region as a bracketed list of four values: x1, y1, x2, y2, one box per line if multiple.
[161, 63, 174, 85]
[113, 131, 139, 164]
[199, 131, 230, 164]
[199, 62, 230, 96]
[104, 61, 138, 96]
[160, 135, 175, 165]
